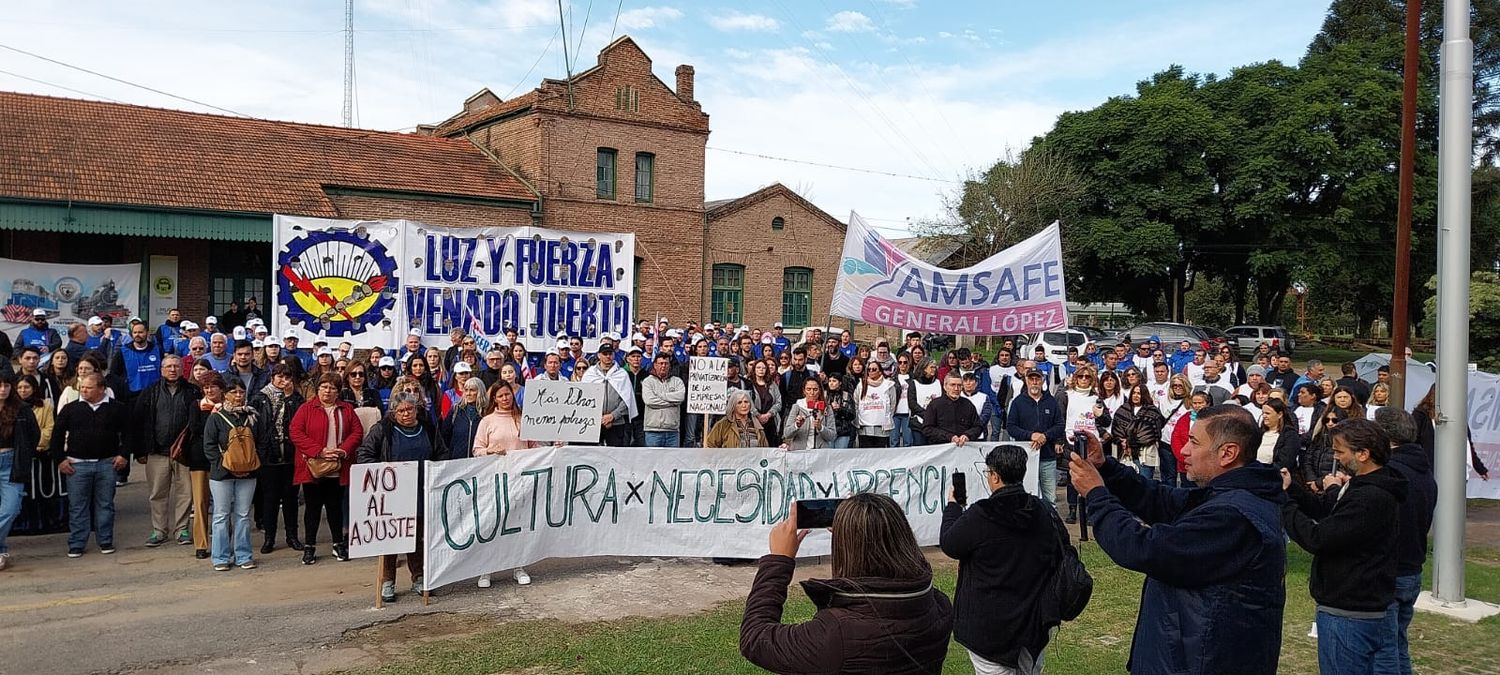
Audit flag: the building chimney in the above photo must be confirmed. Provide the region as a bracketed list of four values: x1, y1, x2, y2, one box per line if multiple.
[675, 64, 695, 103]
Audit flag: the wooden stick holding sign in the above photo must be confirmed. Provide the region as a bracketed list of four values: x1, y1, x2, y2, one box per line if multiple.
[347, 461, 420, 608]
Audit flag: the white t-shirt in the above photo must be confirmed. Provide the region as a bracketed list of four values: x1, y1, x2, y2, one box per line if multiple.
[1243, 400, 1264, 423]
[1366, 404, 1384, 420]
[1257, 430, 1280, 464]
[1148, 378, 1171, 407]
[1294, 406, 1316, 435]
[1184, 362, 1206, 386]
[1064, 389, 1101, 442]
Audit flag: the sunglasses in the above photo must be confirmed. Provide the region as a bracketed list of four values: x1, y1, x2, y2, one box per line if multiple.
[349, 372, 365, 377]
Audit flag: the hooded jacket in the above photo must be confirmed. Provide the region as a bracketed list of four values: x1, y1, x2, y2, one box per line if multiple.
[940, 485, 1060, 667]
[1084, 460, 1287, 675]
[1387, 442, 1437, 577]
[739, 554, 953, 674]
[1283, 466, 1409, 612]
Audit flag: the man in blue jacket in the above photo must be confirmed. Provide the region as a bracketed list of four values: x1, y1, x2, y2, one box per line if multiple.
[1006, 369, 1064, 507]
[1069, 404, 1286, 674]
[17, 308, 62, 354]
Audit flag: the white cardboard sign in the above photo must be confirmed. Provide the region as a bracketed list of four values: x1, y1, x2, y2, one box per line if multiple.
[347, 461, 420, 558]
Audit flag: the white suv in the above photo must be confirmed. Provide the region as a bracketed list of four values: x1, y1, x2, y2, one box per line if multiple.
[1019, 329, 1092, 365]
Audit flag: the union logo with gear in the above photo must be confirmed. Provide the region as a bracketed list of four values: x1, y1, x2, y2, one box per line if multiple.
[276, 229, 399, 337]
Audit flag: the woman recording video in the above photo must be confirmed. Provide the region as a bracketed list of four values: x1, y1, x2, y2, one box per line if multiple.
[739, 492, 954, 673]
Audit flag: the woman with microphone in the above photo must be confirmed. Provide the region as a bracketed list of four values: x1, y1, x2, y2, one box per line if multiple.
[783, 378, 837, 450]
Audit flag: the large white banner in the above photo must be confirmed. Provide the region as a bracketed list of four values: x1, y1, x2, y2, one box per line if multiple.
[831, 214, 1068, 335]
[272, 216, 635, 352]
[421, 443, 1039, 590]
[1464, 369, 1500, 499]
[1, 258, 140, 343]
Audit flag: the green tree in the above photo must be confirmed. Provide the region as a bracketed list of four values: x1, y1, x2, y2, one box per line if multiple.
[1423, 271, 1500, 368]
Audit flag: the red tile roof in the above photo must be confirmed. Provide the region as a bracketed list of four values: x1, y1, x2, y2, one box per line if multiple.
[0, 91, 537, 216]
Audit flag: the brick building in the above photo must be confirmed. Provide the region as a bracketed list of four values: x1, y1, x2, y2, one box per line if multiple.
[429, 36, 710, 327]
[703, 183, 846, 332]
[0, 90, 537, 323]
[0, 36, 856, 339]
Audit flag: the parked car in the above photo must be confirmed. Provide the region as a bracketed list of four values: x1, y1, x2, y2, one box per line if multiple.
[1225, 325, 1296, 357]
[1021, 329, 1092, 365]
[1118, 322, 1216, 353]
[1070, 325, 1113, 345]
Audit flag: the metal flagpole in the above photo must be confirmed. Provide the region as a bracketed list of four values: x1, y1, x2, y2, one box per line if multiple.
[1420, 0, 1498, 621]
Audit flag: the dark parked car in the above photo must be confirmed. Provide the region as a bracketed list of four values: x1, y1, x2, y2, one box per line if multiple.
[1118, 322, 1216, 352]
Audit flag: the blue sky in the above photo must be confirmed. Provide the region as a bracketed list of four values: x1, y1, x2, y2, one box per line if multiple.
[0, 0, 1330, 236]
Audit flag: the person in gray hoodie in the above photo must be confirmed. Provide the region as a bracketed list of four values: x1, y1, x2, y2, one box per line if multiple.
[641, 356, 685, 447]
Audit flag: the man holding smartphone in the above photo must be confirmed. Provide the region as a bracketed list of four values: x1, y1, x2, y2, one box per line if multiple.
[1067, 405, 1285, 674]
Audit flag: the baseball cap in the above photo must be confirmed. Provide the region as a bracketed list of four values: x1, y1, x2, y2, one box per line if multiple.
[181, 321, 199, 331]
[283, 334, 299, 342]
[774, 322, 784, 329]
[452, 362, 473, 373]
[761, 335, 774, 344]
[316, 347, 334, 357]
[263, 334, 278, 343]
[557, 338, 570, 349]
[313, 339, 328, 347]
[1025, 369, 1044, 379]
[87, 316, 103, 327]
[666, 328, 682, 338]
[625, 345, 643, 355]
[205, 316, 218, 325]
[378, 356, 397, 368]
[408, 328, 423, 337]
[232, 326, 247, 340]
[254, 325, 269, 335]
[31, 308, 46, 317]
[251, 339, 264, 348]
[630, 332, 646, 342]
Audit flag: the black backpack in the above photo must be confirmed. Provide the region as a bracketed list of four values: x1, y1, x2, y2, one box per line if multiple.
[1040, 508, 1094, 624]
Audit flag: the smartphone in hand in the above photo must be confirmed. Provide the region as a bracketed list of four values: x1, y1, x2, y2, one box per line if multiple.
[795, 499, 845, 529]
[952, 471, 967, 505]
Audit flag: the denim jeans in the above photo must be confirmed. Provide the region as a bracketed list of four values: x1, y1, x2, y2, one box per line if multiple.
[832, 436, 851, 449]
[1037, 457, 1057, 510]
[891, 414, 911, 447]
[0, 451, 22, 554]
[1316, 609, 1398, 675]
[66, 459, 118, 551]
[1157, 442, 1177, 486]
[210, 477, 257, 565]
[683, 414, 703, 447]
[988, 415, 1008, 442]
[644, 430, 681, 448]
[1139, 465, 1157, 481]
[1392, 574, 1422, 675]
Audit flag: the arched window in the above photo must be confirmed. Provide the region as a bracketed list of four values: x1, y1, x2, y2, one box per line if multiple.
[771, 216, 785, 230]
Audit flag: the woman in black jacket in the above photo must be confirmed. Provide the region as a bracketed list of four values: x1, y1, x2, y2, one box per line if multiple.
[356, 392, 446, 603]
[0, 372, 41, 570]
[941, 445, 1062, 673]
[1258, 398, 1301, 472]
[250, 363, 305, 554]
[338, 363, 382, 411]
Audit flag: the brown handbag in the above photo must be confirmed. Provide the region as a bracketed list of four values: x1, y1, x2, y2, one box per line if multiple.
[167, 427, 190, 465]
[306, 455, 342, 479]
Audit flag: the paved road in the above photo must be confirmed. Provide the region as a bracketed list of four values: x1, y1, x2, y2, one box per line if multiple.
[0, 481, 757, 675]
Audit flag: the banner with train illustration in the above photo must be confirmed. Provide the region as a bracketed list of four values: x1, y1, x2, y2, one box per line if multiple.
[0, 257, 140, 342]
[272, 216, 634, 352]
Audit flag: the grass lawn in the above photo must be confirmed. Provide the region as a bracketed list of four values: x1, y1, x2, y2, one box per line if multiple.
[364, 544, 1500, 675]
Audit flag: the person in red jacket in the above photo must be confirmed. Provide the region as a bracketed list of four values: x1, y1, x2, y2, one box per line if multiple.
[289, 372, 363, 565]
[1170, 392, 1213, 488]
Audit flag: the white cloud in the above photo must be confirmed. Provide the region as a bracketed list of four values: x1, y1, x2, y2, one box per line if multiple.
[937, 31, 954, 39]
[882, 0, 919, 7]
[707, 11, 780, 32]
[616, 6, 684, 30]
[814, 41, 834, 51]
[826, 11, 875, 33]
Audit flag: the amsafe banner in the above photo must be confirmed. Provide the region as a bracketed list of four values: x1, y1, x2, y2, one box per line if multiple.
[420, 443, 1039, 590]
[832, 213, 1068, 335]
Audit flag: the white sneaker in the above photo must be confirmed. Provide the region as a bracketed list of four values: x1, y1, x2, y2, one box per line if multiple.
[0, 553, 9, 570]
[477, 573, 492, 588]
[513, 568, 531, 585]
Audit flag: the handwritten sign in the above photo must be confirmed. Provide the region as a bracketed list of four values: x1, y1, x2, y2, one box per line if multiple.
[687, 356, 729, 415]
[348, 461, 419, 558]
[520, 380, 604, 443]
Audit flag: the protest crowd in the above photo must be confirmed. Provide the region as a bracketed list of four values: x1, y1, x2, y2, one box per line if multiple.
[0, 301, 1479, 674]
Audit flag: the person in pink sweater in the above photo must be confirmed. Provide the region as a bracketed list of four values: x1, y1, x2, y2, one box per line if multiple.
[470, 381, 536, 588]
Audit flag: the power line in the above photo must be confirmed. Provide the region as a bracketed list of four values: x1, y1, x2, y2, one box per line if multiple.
[0, 42, 254, 118]
[608, 0, 626, 42]
[505, 27, 561, 99]
[0, 19, 555, 34]
[574, 0, 595, 65]
[0, 68, 126, 103]
[707, 146, 958, 183]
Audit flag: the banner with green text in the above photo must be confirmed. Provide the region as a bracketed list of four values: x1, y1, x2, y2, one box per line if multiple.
[422, 443, 1025, 590]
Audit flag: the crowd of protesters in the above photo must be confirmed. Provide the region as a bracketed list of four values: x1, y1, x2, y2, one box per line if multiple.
[0, 301, 1477, 673]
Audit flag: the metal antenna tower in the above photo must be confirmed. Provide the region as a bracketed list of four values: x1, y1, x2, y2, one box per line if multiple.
[342, 0, 355, 127]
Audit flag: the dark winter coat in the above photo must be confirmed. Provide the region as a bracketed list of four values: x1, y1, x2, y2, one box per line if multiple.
[5, 405, 41, 484]
[1006, 391, 1064, 461]
[131, 379, 201, 459]
[202, 407, 257, 481]
[250, 386, 304, 466]
[1283, 466, 1408, 612]
[739, 554, 953, 674]
[919, 394, 983, 444]
[940, 485, 1060, 667]
[355, 417, 447, 465]
[1113, 404, 1166, 455]
[441, 403, 482, 460]
[1084, 459, 1287, 675]
[1387, 442, 1437, 578]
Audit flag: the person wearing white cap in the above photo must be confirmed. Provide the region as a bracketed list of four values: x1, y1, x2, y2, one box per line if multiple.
[769, 322, 791, 356]
[401, 329, 425, 363]
[14, 308, 61, 360]
[283, 334, 314, 371]
[83, 315, 118, 358]
[439, 361, 476, 417]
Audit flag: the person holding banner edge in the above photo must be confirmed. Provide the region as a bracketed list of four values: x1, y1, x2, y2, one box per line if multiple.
[357, 392, 447, 603]
[471, 381, 537, 587]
